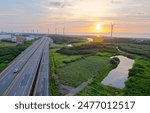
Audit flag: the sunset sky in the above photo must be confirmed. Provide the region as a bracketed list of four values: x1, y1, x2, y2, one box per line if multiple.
[0, 0, 150, 34]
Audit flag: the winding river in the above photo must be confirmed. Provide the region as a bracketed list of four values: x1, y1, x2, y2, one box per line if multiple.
[101, 55, 135, 88]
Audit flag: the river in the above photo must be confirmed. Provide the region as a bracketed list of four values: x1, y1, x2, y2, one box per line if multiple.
[101, 55, 135, 88]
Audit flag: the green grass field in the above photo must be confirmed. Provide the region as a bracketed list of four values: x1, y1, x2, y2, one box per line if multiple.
[58, 56, 111, 87]
[118, 43, 150, 58]
[51, 49, 83, 69]
[77, 65, 122, 96]
[0, 41, 16, 47]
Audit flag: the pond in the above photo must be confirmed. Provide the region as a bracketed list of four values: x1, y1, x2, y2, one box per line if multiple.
[101, 55, 135, 88]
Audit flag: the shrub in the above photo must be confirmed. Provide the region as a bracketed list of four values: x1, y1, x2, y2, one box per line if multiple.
[129, 64, 144, 77]
[57, 43, 117, 55]
[110, 57, 120, 68]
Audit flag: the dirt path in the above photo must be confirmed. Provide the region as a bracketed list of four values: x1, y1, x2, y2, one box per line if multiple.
[53, 73, 75, 95]
[59, 84, 75, 95]
[65, 78, 93, 96]
[53, 73, 93, 96]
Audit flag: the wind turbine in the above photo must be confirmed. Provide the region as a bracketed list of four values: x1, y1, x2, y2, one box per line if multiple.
[111, 23, 114, 38]
[63, 27, 65, 35]
[55, 28, 57, 34]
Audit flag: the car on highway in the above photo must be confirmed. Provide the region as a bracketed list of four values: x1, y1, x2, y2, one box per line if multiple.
[13, 68, 19, 73]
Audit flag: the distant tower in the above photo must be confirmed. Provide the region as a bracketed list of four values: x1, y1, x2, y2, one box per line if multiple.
[48, 28, 50, 34]
[63, 27, 65, 35]
[111, 23, 114, 38]
[32, 29, 34, 33]
[55, 28, 57, 34]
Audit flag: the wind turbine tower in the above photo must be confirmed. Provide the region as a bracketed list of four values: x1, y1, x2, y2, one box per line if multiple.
[63, 27, 65, 35]
[111, 23, 114, 38]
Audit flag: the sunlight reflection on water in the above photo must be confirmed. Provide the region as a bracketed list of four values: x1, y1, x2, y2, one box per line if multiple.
[101, 55, 135, 88]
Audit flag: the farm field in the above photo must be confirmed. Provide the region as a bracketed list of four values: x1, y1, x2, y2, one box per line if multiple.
[59, 56, 111, 87]
[0, 41, 16, 47]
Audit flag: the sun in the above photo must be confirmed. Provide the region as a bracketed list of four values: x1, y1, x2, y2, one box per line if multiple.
[96, 23, 101, 31]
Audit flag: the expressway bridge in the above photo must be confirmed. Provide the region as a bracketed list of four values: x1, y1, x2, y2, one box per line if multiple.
[0, 37, 52, 96]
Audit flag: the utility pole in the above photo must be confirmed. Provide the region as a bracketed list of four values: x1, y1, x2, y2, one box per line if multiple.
[111, 23, 113, 38]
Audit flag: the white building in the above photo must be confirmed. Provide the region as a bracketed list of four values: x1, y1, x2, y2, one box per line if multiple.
[0, 34, 12, 41]
[25, 36, 35, 41]
[11, 36, 17, 42]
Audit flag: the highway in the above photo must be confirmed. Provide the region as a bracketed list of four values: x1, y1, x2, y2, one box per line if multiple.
[0, 36, 52, 96]
[33, 40, 50, 96]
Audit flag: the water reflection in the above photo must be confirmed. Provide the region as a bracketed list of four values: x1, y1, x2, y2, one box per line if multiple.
[101, 55, 134, 88]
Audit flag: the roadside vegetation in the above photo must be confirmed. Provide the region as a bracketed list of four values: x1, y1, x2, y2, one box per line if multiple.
[49, 51, 60, 96]
[0, 41, 33, 72]
[49, 35, 150, 96]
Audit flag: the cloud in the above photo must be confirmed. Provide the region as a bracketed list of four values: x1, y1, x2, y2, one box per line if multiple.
[111, 0, 122, 4]
[49, 1, 72, 8]
[0, 13, 17, 16]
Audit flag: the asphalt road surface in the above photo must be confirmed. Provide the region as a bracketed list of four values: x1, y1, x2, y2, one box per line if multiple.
[0, 36, 52, 96]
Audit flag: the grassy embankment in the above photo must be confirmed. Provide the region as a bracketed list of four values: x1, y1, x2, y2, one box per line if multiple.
[0, 41, 33, 72]
[49, 50, 60, 96]
[124, 57, 150, 95]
